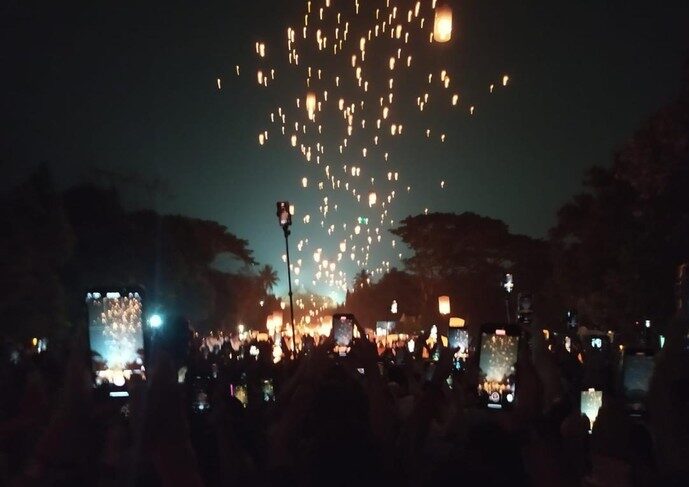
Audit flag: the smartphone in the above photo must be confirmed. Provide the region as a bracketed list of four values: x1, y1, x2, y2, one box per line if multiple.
[622, 349, 654, 415]
[583, 334, 611, 390]
[448, 327, 468, 350]
[86, 289, 146, 397]
[230, 383, 248, 408]
[565, 309, 578, 331]
[332, 313, 355, 356]
[477, 324, 521, 410]
[261, 379, 275, 403]
[448, 327, 469, 371]
[580, 388, 603, 433]
[517, 293, 533, 325]
[191, 375, 211, 412]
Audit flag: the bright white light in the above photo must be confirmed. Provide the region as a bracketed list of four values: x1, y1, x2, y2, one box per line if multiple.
[149, 314, 163, 328]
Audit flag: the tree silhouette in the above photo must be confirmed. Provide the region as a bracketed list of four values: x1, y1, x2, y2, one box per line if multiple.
[550, 64, 689, 331]
[353, 269, 370, 289]
[391, 212, 553, 327]
[258, 264, 279, 292]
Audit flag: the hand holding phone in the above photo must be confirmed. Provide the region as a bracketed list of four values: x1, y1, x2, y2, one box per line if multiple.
[86, 288, 147, 398]
[448, 327, 469, 371]
[622, 348, 654, 415]
[476, 324, 521, 410]
[580, 388, 603, 433]
[261, 379, 275, 402]
[331, 313, 355, 356]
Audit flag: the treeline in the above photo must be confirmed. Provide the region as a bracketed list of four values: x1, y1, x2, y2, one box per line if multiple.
[0, 170, 282, 341]
[345, 65, 689, 334]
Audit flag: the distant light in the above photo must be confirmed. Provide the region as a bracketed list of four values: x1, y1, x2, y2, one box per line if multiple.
[149, 314, 163, 328]
[644, 319, 651, 328]
[433, 5, 452, 43]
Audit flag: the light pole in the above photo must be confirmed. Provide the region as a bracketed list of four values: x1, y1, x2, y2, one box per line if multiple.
[502, 273, 514, 323]
[276, 202, 297, 357]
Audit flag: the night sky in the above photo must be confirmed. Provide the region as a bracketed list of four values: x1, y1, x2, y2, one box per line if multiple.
[3, 0, 688, 300]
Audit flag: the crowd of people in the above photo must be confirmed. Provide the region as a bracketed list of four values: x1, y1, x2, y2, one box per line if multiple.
[1, 301, 688, 487]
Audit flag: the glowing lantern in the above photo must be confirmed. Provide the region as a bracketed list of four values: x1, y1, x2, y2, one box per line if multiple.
[266, 315, 275, 335]
[449, 317, 465, 328]
[433, 5, 453, 43]
[272, 311, 283, 331]
[302, 177, 308, 188]
[438, 295, 451, 315]
[368, 191, 377, 207]
[306, 92, 317, 118]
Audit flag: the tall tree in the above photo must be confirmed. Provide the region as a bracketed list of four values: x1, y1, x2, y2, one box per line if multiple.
[391, 212, 553, 327]
[258, 264, 279, 292]
[0, 166, 75, 340]
[550, 66, 689, 330]
[353, 269, 371, 290]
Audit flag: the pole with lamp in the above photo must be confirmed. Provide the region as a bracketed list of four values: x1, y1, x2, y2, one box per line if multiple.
[276, 202, 297, 358]
[501, 273, 514, 323]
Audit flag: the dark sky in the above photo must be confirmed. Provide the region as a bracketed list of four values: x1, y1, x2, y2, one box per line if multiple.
[3, 0, 688, 300]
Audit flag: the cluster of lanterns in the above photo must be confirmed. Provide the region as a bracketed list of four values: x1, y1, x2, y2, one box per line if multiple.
[226, 0, 510, 297]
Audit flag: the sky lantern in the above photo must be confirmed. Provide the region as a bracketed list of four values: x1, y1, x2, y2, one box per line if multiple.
[368, 191, 377, 207]
[433, 5, 453, 43]
[271, 311, 284, 331]
[302, 177, 308, 188]
[438, 295, 451, 315]
[449, 317, 465, 328]
[306, 92, 317, 118]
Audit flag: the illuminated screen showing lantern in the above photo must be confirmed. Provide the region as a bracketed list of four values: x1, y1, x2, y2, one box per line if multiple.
[434, 6, 453, 43]
[86, 290, 145, 390]
[438, 295, 451, 315]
